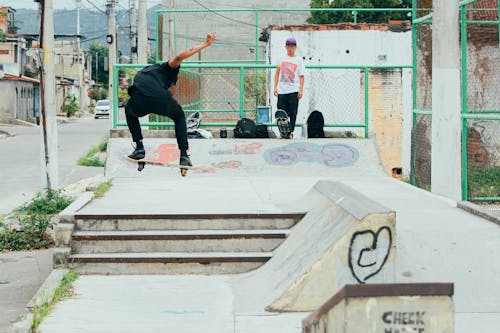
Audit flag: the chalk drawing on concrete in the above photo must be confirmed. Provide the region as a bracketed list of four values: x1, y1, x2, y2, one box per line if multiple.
[264, 142, 359, 167]
[209, 142, 263, 155]
[348, 226, 392, 283]
[212, 160, 242, 169]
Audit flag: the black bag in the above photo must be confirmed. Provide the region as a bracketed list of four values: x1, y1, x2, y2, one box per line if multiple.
[307, 110, 325, 138]
[234, 118, 256, 138]
[255, 124, 269, 138]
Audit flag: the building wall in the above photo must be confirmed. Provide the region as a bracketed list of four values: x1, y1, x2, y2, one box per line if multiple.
[268, 28, 412, 175]
[0, 81, 15, 123]
[54, 40, 85, 81]
[0, 80, 37, 123]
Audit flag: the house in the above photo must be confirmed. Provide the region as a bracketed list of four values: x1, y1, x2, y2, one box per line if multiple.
[0, 7, 39, 124]
[0, 7, 18, 36]
[53, 36, 91, 114]
[0, 72, 39, 124]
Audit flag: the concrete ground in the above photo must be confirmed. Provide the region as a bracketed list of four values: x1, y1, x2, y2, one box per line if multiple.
[0, 249, 53, 333]
[37, 138, 500, 333]
[0, 117, 108, 216]
[0, 117, 108, 331]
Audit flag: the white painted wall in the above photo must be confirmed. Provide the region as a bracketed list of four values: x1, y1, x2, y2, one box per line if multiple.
[268, 29, 412, 172]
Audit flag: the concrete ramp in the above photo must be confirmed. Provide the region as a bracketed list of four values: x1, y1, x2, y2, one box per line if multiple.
[105, 138, 386, 178]
[234, 180, 396, 313]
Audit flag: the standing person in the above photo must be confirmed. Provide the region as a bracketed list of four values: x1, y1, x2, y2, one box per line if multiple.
[273, 37, 305, 138]
[125, 32, 216, 166]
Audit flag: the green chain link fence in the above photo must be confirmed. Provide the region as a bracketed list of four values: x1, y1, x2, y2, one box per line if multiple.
[461, 0, 500, 201]
[411, 0, 499, 201]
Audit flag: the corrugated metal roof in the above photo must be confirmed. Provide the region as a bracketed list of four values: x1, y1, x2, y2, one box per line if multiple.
[1, 72, 39, 83]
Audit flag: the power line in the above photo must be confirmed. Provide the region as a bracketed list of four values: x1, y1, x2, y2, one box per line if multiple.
[191, 0, 261, 29]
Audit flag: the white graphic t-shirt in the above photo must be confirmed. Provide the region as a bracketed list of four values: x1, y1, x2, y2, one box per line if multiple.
[276, 55, 305, 94]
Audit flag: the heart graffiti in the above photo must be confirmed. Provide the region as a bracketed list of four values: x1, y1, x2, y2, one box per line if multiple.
[348, 226, 392, 284]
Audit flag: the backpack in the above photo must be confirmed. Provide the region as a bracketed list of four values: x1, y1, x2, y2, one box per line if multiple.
[234, 118, 256, 138]
[307, 110, 325, 138]
[186, 112, 201, 132]
[255, 124, 269, 138]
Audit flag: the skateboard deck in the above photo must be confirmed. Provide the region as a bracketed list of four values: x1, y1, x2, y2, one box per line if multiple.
[275, 109, 292, 139]
[126, 156, 205, 176]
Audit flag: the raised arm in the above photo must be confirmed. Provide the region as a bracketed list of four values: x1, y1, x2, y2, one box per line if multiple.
[168, 32, 216, 68]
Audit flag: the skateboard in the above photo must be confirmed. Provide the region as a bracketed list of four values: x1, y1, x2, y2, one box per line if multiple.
[275, 109, 292, 139]
[126, 156, 203, 177]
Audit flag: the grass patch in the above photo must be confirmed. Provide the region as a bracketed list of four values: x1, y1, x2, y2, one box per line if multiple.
[32, 270, 79, 332]
[400, 177, 411, 184]
[0, 189, 73, 251]
[469, 166, 500, 199]
[78, 138, 108, 167]
[94, 180, 112, 198]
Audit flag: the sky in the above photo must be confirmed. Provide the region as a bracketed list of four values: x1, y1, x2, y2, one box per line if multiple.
[1, 0, 164, 11]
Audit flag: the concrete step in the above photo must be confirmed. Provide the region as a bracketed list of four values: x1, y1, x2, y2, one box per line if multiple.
[74, 213, 304, 231]
[71, 229, 289, 254]
[69, 252, 272, 275]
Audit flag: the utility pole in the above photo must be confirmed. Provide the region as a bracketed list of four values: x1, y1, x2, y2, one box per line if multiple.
[138, 0, 147, 64]
[161, 0, 172, 61]
[431, 0, 461, 200]
[130, 0, 138, 63]
[76, 0, 85, 113]
[39, 0, 59, 190]
[107, 0, 117, 128]
[169, 0, 175, 59]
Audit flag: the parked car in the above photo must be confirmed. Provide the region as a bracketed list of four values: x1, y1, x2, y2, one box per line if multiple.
[94, 99, 110, 119]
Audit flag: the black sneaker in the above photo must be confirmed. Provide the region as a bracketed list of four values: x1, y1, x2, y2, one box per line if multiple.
[128, 148, 145, 160]
[179, 156, 192, 167]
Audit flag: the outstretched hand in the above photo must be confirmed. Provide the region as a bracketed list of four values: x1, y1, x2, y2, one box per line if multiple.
[206, 32, 216, 45]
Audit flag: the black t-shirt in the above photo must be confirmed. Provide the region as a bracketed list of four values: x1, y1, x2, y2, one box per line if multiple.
[131, 61, 180, 97]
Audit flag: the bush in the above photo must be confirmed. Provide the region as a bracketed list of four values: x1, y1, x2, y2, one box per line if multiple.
[61, 94, 79, 117]
[78, 138, 108, 167]
[469, 166, 500, 198]
[24, 189, 73, 215]
[0, 189, 72, 251]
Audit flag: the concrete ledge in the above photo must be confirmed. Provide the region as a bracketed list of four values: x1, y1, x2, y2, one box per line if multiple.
[59, 192, 94, 223]
[7, 313, 32, 333]
[85, 177, 111, 192]
[27, 269, 69, 309]
[55, 223, 74, 247]
[237, 181, 397, 313]
[458, 201, 500, 226]
[303, 283, 454, 333]
[315, 180, 394, 220]
[8, 269, 69, 333]
[53, 247, 71, 268]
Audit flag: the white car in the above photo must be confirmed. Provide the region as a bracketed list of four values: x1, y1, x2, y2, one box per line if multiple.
[94, 99, 110, 119]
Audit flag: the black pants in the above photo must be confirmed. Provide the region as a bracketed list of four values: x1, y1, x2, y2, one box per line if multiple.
[125, 91, 188, 152]
[277, 92, 299, 132]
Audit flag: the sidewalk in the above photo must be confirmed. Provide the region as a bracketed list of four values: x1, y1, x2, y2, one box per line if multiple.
[0, 249, 53, 333]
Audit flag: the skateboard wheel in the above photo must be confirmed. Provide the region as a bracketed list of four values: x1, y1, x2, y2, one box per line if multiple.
[180, 169, 188, 177]
[138, 162, 145, 172]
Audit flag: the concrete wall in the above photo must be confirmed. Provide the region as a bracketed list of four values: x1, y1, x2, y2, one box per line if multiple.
[267, 29, 412, 175]
[0, 80, 37, 123]
[0, 81, 15, 123]
[54, 40, 85, 81]
[303, 284, 454, 333]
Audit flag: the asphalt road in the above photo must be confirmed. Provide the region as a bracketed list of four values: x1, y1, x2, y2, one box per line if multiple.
[0, 116, 110, 332]
[0, 117, 110, 216]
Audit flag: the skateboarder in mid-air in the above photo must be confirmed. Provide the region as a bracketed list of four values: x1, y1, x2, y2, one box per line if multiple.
[125, 32, 216, 167]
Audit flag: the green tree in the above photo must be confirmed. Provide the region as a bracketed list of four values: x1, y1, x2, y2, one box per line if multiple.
[307, 0, 412, 24]
[89, 44, 109, 85]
